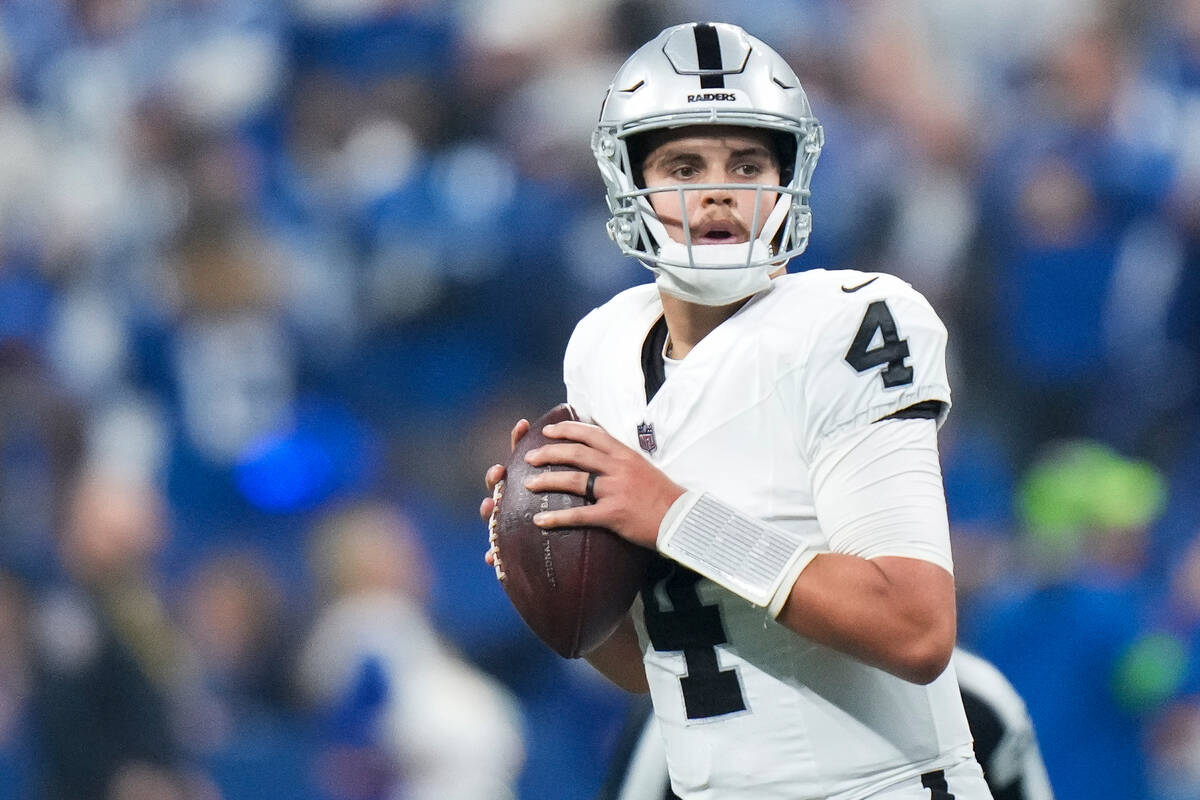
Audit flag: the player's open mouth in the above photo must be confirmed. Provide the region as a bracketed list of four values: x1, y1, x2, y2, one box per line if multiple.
[693, 222, 748, 244]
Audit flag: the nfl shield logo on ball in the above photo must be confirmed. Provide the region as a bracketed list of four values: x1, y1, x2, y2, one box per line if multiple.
[637, 422, 657, 454]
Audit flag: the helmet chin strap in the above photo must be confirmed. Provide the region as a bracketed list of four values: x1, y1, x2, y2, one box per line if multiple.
[637, 190, 790, 306]
[652, 239, 775, 306]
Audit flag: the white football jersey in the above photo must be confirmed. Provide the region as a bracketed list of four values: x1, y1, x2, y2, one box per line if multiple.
[564, 269, 976, 800]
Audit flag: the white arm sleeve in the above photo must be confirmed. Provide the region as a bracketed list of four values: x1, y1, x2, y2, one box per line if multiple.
[811, 417, 953, 572]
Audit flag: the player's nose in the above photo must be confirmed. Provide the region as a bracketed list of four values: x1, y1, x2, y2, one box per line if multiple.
[700, 186, 735, 207]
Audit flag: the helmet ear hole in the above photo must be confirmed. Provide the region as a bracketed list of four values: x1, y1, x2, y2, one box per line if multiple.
[772, 131, 797, 185]
[626, 134, 650, 189]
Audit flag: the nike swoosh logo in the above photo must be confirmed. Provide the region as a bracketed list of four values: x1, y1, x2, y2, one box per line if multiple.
[841, 276, 879, 293]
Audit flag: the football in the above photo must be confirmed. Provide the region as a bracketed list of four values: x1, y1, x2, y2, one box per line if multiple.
[490, 403, 654, 658]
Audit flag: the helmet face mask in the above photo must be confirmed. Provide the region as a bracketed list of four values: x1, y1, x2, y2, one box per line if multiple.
[592, 22, 823, 305]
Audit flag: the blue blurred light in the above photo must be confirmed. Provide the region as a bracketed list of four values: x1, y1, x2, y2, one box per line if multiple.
[234, 398, 375, 512]
[235, 430, 333, 512]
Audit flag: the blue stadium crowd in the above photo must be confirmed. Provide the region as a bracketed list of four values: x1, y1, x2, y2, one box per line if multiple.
[0, 0, 1199, 798]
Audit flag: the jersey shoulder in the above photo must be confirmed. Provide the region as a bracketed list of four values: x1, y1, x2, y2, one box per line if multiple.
[566, 282, 661, 363]
[766, 270, 952, 454]
[563, 283, 661, 421]
[768, 269, 944, 332]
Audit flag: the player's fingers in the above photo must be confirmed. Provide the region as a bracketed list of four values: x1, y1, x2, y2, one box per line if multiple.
[531, 503, 607, 531]
[523, 469, 593, 497]
[525, 442, 607, 473]
[484, 548, 495, 566]
[480, 496, 495, 523]
[485, 464, 506, 490]
[510, 419, 531, 451]
[542, 421, 617, 452]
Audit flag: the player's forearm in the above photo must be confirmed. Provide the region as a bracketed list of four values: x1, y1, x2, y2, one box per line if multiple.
[584, 613, 650, 693]
[775, 553, 956, 684]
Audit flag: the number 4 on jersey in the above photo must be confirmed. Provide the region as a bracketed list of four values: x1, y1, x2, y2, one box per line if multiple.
[845, 300, 914, 388]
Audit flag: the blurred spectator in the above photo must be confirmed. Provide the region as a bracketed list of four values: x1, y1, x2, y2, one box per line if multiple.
[169, 548, 317, 799]
[966, 440, 1168, 800]
[167, 209, 294, 466]
[1139, 529, 1200, 800]
[1148, 696, 1200, 800]
[972, 13, 1178, 464]
[179, 550, 295, 713]
[0, 346, 85, 581]
[0, 570, 34, 800]
[296, 500, 525, 800]
[29, 468, 206, 800]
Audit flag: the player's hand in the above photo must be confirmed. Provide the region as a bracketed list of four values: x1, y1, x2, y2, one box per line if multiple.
[522, 420, 686, 550]
[482, 418, 531, 566]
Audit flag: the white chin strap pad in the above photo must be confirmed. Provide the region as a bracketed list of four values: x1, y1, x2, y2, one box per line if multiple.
[637, 192, 789, 306]
[652, 240, 775, 306]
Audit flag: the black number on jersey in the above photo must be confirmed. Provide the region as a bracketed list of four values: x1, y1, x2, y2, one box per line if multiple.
[845, 300, 914, 388]
[642, 560, 746, 720]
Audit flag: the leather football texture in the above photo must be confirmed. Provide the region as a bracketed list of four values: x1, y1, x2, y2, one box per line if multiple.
[490, 404, 654, 658]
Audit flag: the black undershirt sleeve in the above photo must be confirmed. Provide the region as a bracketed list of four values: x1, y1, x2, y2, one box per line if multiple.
[879, 399, 945, 422]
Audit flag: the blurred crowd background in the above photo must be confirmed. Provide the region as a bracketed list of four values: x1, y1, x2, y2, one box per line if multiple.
[0, 0, 1199, 798]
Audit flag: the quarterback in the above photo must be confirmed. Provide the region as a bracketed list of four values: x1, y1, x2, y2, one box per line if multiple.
[482, 22, 992, 800]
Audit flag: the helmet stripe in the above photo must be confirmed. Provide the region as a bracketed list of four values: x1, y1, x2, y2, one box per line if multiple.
[693, 23, 725, 89]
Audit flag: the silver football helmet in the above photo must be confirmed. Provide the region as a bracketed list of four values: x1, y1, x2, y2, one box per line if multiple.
[592, 22, 823, 305]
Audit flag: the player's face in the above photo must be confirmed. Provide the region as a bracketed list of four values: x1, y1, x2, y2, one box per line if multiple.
[640, 127, 782, 246]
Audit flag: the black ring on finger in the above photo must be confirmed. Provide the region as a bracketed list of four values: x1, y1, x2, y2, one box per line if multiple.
[585, 472, 598, 505]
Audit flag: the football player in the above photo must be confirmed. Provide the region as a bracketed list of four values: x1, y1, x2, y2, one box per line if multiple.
[482, 22, 992, 800]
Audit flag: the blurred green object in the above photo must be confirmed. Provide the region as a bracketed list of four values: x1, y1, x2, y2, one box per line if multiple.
[1017, 440, 1167, 561]
[1113, 631, 1188, 713]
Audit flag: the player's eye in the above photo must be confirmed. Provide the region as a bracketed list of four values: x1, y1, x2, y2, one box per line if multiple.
[732, 163, 763, 178]
[671, 164, 699, 180]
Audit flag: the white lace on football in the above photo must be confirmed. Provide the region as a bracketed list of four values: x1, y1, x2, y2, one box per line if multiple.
[488, 479, 506, 581]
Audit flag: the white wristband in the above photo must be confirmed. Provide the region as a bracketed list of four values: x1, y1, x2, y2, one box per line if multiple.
[657, 490, 819, 617]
